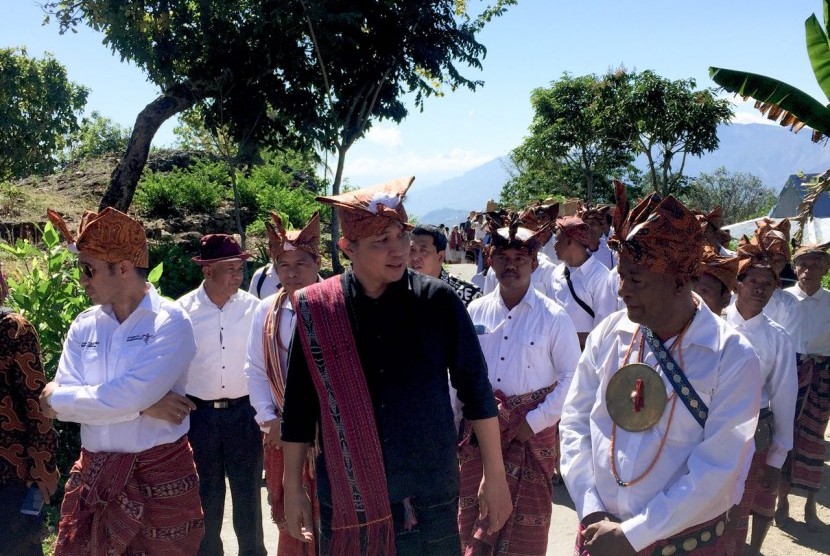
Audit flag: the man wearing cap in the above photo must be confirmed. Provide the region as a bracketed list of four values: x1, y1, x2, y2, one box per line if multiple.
[41, 207, 204, 554]
[409, 224, 482, 307]
[752, 219, 800, 330]
[777, 243, 830, 531]
[693, 247, 739, 316]
[245, 212, 321, 556]
[578, 205, 616, 270]
[725, 236, 797, 555]
[559, 183, 761, 556]
[0, 262, 59, 555]
[695, 207, 735, 257]
[551, 215, 617, 349]
[280, 177, 512, 555]
[459, 216, 581, 555]
[178, 234, 265, 556]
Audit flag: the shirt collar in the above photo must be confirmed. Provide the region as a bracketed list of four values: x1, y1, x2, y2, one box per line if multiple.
[494, 281, 537, 312]
[195, 282, 243, 308]
[725, 303, 765, 329]
[617, 293, 720, 352]
[101, 284, 161, 319]
[790, 283, 828, 301]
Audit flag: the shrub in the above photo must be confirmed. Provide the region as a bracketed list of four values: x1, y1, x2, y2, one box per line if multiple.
[148, 238, 206, 300]
[135, 160, 227, 216]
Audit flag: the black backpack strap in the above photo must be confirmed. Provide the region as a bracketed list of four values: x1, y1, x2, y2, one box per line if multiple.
[564, 267, 594, 318]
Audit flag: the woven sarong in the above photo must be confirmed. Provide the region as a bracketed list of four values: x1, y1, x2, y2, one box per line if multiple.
[294, 276, 395, 556]
[458, 385, 556, 556]
[785, 354, 830, 492]
[574, 511, 730, 556]
[264, 441, 318, 556]
[730, 445, 776, 554]
[55, 435, 203, 555]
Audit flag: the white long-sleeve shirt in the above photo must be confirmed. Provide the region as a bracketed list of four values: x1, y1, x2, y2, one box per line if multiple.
[550, 255, 617, 334]
[248, 264, 281, 300]
[244, 293, 296, 429]
[560, 301, 761, 552]
[178, 284, 259, 401]
[467, 284, 581, 433]
[591, 236, 617, 270]
[761, 287, 800, 331]
[725, 305, 797, 468]
[482, 253, 556, 299]
[51, 286, 197, 453]
[785, 284, 830, 355]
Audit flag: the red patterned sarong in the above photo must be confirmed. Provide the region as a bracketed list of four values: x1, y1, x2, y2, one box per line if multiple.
[730, 446, 777, 554]
[458, 386, 556, 556]
[574, 511, 730, 556]
[263, 441, 317, 556]
[55, 435, 204, 555]
[786, 354, 830, 492]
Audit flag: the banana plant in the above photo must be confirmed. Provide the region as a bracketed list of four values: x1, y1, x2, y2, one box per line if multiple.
[709, 0, 830, 241]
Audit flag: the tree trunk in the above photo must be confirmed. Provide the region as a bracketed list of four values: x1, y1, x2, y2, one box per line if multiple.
[99, 83, 202, 211]
[329, 145, 348, 274]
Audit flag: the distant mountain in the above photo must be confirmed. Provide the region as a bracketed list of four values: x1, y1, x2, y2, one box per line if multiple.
[407, 123, 830, 218]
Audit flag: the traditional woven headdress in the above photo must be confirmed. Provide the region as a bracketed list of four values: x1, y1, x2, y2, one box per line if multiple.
[488, 212, 552, 255]
[555, 216, 593, 248]
[792, 242, 830, 265]
[317, 177, 414, 240]
[47, 207, 149, 268]
[736, 234, 778, 283]
[608, 180, 704, 276]
[698, 246, 739, 293]
[518, 201, 559, 231]
[266, 211, 321, 263]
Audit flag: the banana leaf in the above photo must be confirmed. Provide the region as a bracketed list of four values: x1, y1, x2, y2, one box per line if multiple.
[709, 67, 830, 140]
[805, 14, 830, 102]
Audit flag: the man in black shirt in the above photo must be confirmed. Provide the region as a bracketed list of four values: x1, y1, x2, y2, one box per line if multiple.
[281, 177, 511, 555]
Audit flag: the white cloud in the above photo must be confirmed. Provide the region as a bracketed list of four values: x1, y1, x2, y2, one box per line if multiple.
[724, 96, 778, 126]
[343, 148, 495, 185]
[365, 125, 403, 148]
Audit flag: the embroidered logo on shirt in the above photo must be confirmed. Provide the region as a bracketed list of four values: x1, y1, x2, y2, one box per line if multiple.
[126, 333, 154, 345]
[80, 341, 99, 349]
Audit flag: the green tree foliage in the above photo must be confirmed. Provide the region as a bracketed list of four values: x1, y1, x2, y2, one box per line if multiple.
[624, 70, 733, 197]
[61, 111, 131, 164]
[135, 160, 228, 216]
[509, 72, 634, 204]
[683, 167, 777, 224]
[0, 47, 88, 180]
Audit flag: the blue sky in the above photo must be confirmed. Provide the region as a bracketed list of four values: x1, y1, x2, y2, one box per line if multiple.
[2, 0, 825, 188]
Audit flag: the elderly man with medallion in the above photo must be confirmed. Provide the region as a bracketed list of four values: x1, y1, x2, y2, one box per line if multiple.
[559, 183, 762, 556]
[245, 212, 321, 556]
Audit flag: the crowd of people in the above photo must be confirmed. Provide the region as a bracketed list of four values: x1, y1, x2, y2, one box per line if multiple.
[0, 175, 828, 556]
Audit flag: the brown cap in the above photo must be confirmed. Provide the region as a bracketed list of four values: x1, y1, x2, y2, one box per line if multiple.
[317, 177, 414, 240]
[792, 242, 830, 265]
[47, 207, 149, 268]
[608, 180, 705, 276]
[266, 212, 321, 263]
[192, 234, 251, 265]
[555, 216, 594, 248]
[698, 246, 739, 293]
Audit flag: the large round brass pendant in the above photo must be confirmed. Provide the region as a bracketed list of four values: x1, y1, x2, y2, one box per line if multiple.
[606, 363, 667, 432]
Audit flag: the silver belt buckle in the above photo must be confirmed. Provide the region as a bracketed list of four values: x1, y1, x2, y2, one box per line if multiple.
[213, 401, 230, 409]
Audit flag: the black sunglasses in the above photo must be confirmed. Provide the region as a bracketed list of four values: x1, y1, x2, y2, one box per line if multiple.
[77, 261, 96, 279]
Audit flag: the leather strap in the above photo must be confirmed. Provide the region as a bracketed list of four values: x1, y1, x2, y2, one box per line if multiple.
[564, 267, 595, 318]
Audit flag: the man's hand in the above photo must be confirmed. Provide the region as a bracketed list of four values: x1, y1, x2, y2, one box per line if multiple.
[582, 518, 635, 556]
[141, 392, 196, 424]
[763, 465, 782, 490]
[478, 471, 513, 534]
[39, 382, 58, 419]
[284, 485, 314, 542]
[262, 419, 283, 448]
[514, 419, 535, 443]
[31, 477, 58, 505]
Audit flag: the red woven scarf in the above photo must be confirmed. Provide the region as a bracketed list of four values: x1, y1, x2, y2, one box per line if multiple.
[293, 276, 395, 555]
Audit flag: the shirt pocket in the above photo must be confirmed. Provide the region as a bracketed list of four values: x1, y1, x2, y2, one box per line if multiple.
[518, 333, 550, 379]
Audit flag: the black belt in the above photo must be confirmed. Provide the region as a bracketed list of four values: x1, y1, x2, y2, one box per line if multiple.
[187, 395, 250, 410]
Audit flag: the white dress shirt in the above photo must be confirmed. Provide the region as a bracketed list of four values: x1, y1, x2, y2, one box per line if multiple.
[482, 253, 556, 299]
[467, 285, 581, 433]
[560, 301, 761, 552]
[178, 284, 259, 401]
[591, 236, 617, 270]
[761, 287, 800, 331]
[725, 305, 797, 468]
[550, 255, 617, 334]
[51, 286, 197, 453]
[785, 284, 830, 355]
[244, 294, 296, 429]
[607, 266, 625, 311]
[540, 237, 562, 266]
[248, 264, 281, 300]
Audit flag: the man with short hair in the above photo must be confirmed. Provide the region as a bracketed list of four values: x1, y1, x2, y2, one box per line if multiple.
[725, 236, 797, 555]
[560, 184, 761, 556]
[460, 217, 581, 555]
[551, 216, 617, 349]
[42, 207, 204, 554]
[0, 262, 59, 556]
[409, 224, 482, 307]
[245, 212, 322, 556]
[692, 247, 738, 316]
[778, 243, 830, 531]
[280, 177, 512, 555]
[178, 234, 265, 556]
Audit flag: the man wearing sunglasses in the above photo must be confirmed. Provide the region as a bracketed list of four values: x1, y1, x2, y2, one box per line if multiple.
[40, 207, 205, 555]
